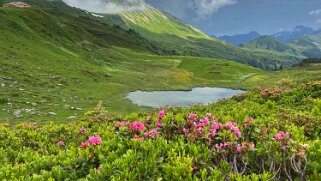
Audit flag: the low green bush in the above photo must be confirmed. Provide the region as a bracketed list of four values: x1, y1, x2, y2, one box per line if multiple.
[0, 81, 320, 180]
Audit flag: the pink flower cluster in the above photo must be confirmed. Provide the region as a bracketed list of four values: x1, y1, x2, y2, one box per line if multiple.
[260, 87, 282, 97]
[81, 141, 89, 149]
[188, 113, 198, 120]
[155, 120, 163, 128]
[22, 122, 37, 130]
[79, 127, 86, 134]
[130, 122, 145, 132]
[215, 142, 229, 149]
[115, 121, 145, 133]
[200, 117, 210, 126]
[209, 123, 222, 136]
[115, 121, 130, 128]
[274, 131, 290, 142]
[57, 141, 65, 146]
[134, 135, 145, 141]
[145, 129, 158, 138]
[158, 110, 166, 119]
[88, 135, 102, 146]
[235, 142, 255, 153]
[224, 122, 241, 138]
[246, 118, 254, 123]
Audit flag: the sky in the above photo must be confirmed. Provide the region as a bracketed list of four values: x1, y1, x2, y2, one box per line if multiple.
[145, 0, 321, 36]
[63, 0, 321, 36]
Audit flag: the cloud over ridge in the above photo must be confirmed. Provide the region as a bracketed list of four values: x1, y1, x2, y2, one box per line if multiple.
[191, 0, 237, 17]
[310, 9, 321, 15]
[62, 0, 149, 14]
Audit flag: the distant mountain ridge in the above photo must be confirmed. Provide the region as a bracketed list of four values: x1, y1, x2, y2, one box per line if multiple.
[0, 0, 306, 70]
[218, 26, 318, 45]
[271, 26, 316, 42]
[241, 35, 300, 55]
[218, 31, 261, 45]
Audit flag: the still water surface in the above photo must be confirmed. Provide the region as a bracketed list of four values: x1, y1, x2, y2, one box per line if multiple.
[126, 87, 243, 108]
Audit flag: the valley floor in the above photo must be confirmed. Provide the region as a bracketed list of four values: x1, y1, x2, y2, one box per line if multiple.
[1, 40, 321, 122]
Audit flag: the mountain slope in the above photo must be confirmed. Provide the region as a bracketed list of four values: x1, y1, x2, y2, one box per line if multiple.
[121, 6, 211, 40]
[290, 33, 321, 58]
[1, 0, 303, 70]
[218, 31, 261, 46]
[241, 35, 301, 55]
[112, 7, 303, 70]
[0, 5, 263, 121]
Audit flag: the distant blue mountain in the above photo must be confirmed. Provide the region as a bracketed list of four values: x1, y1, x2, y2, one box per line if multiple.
[271, 26, 315, 42]
[218, 31, 261, 46]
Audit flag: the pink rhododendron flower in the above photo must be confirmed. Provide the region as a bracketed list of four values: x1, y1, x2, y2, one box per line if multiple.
[224, 122, 237, 130]
[211, 123, 222, 130]
[79, 127, 86, 133]
[200, 117, 210, 126]
[155, 120, 163, 128]
[274, 131, 290, 142]
[115, 121, 130, 128]
[209, 123, 222, 136]
[88, 135, 102, 145]
[188, 113, 198, 120]
[134, 135, 145, 141]
[183, 128, 189, 133]
[192, 166, 198, 171]
[274, 132, 283, 141]
[243, 123, 249, 129]
[285, 132, 290, 139]
[215, 142, 228, 149]
[246, 118, 254, 123]
[81, 141, 89, 149]
[298, 150, 306, 158]
[235, 144, 242, 153]
[31, 123, 37, 130]
[206, 113, 212, 118]
[23, 121, 30, 126]
[145, 129, 158, 138]
[131, 122, 145, 132]
[158, 110, 166, 118]
[146, 116, 153, 122]
[232, 127, 242, 138]
[134, 135, 140, 139]
[57, 141, 65, 146]
[249, 142, 255, 149]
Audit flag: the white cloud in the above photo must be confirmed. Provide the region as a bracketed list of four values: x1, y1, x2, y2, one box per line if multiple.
[61, 0, 237, 17]
[191, 0, 237, 17]
[309, 9, 321, 15]
[62, 0, 148, 14]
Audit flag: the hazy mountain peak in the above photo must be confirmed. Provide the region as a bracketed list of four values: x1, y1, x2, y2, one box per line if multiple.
[272, 25, 315, 42]
[218, 31, 261, 45]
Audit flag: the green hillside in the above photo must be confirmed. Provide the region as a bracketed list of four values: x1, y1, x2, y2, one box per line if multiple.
[114, 9, 302, 70]
[0, 7, 262, 122]
[121, 6, 211, 40]
[290, 34, 321, 58]
[241, 35, 301, 55]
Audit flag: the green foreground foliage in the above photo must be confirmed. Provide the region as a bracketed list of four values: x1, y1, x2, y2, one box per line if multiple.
[1, 81, 321, 180]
